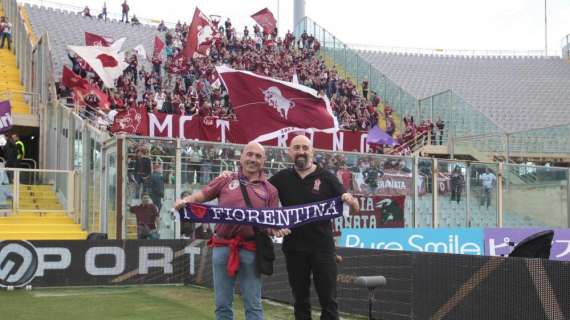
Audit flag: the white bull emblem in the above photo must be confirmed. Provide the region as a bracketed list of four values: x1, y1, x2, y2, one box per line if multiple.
[261, 86, 295, 119]
[118, 109, 142, 132]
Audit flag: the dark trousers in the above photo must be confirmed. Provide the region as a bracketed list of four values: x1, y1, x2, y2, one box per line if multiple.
[451, 184, 461, 203]
[150, 195, 162, 212]
[285, 250, 338, 320]
[0, 33, 11, 50]
[481, 187, 491, 208]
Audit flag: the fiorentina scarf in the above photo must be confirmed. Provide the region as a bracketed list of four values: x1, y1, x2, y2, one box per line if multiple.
[179, 197, 348, 229]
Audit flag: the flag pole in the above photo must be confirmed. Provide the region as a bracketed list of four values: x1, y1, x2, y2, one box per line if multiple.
[544, 0, 548, 57]
[277, 0, 280, 34]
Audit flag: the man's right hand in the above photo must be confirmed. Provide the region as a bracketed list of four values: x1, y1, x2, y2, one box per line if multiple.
[174, 198, 187, 210]
[219, 170, 233, 178]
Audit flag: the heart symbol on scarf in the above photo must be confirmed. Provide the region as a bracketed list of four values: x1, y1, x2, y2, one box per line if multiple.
[190, 204, 208, 219]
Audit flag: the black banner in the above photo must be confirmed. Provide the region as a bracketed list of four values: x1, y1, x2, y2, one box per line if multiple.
[1, 240, 568, 320]
[0, 240, 208, 288]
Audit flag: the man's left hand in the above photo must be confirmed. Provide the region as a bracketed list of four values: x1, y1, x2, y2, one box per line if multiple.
[269, 228, 291, 238]
[341, 193, 359, 213]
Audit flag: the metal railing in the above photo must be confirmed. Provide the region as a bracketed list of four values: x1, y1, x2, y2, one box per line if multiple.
[348, 43, 547, 57]
[0, 167, 78, 219]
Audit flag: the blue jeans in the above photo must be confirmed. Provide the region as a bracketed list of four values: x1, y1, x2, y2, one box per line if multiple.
[212, 246, 264, 320]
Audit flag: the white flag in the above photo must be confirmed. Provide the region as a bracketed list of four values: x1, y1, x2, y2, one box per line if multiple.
[110, 37, 127, 53]
[68, 45, 129, 88]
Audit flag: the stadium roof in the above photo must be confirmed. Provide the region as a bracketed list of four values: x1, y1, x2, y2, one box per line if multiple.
[358, 50, 570, 133]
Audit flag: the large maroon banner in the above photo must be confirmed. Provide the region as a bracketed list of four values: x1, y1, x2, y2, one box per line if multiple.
[217, 66, 338, 142]
[140, 113, 374, 152]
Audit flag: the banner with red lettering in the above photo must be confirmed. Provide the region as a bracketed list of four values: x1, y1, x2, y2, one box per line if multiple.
[136, 112, 373, 152]
[333, 194, 406, 235]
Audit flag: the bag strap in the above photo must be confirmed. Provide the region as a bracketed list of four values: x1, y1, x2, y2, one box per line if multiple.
[238, 178, 253, 208]
[239, 178, 260, 234]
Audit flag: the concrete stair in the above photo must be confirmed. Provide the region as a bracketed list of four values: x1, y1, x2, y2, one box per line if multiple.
[0, 2, 32, 115]
[0, 184, 86, 240]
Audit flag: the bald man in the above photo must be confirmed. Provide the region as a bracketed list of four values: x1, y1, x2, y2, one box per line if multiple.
[269, 135, 359, 320]
[177, 142, 283, 320]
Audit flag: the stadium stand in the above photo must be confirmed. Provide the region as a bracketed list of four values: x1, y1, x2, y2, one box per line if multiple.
[357, 50, 570, 133]
[0, 0, 564, 243]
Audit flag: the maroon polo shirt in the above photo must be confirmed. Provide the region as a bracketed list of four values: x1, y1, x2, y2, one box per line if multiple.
[129, 204, 159, 229]
[201, 172, 279, 240]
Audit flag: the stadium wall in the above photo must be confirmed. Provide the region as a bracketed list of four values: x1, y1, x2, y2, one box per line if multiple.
[503, 183, 567, 227]
[1, 240, 567, 320]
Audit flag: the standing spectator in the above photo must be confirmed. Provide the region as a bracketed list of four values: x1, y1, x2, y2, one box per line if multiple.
[364, 164, 380, 194]
[268, 135, 359, 320]
[436, 118, 445, 145]
[362, 79, 369, 99]
[450, 166, 464, 204]
[0, 17, 12, 50]
[149, 163, 165, 211]
[157, 20, 167, 32]
[479, 168, 496, 208]
[129, 193, 160, 240]
[188, 145, 203, 184]
[100, 3, 107, 20]
[82, 6, 92, 18]
[175, 142, 286, 320]
[430, 121, 436, 145]
[133, 148, 152, 198]
[12, 134, 24, 162]
[1, 134, 18, 183]
[121, 0, 129, 23]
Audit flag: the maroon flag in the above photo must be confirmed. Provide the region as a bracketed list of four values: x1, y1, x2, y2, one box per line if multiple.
[63, 66, 111, 111]
[84, 85, 111, 111]
[110, 106, 149, 135]
[216, 65, 338, 142]
[153, 36, 165, 57]
[61, 66, 89, 90]
[251, 8, 277, 35]
[70, 83, 111, 111]
[85, 32, 113, 47]
[183, 7, 217, 59]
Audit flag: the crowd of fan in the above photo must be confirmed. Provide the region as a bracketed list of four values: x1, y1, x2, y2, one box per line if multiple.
[57, 9, 397, 134]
